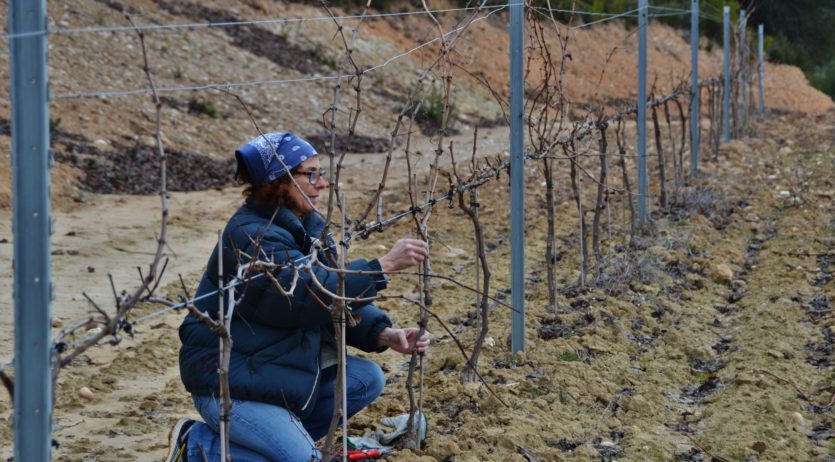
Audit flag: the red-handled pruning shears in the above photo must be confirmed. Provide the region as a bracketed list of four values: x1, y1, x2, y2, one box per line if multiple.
[346, 449, 384, 460]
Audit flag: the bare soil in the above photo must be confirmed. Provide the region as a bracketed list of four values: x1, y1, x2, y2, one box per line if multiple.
[0, 1, 833, 461]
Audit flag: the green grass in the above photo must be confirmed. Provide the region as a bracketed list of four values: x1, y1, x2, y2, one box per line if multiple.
[559, 350, 580, 362]
[188, 98, 218, 118]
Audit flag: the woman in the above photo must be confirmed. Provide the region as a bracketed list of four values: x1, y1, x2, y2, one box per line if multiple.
[168, 132, 430, 462]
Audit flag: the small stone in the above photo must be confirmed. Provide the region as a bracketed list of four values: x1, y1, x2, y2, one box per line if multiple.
[767, 350, 784, 359]
[732, 279, 747, 289]
[789, 412, 806, 429]
[764, 395, 780, 413]
[86, 327, 103, 336]
[685, 273, 705, 289]
[624, 394, 652, 414]
[443, 247, 469, 258]
[712, 264, 734, 285]
[686, 345, 717, 361]
[78, 386, 95, 400]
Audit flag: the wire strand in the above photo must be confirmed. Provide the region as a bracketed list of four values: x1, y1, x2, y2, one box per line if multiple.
[647, 5, 692, 14]
[529, 5, 637, 18]
[53, 6, 505, 100]
[131, 273, 265, 325]
[54, 75, 339, 100]
[1, 5, 507, 41]
[570, 8, 640, 30]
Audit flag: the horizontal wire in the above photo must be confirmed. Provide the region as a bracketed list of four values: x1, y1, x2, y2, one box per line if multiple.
[700, 13, 723, 23]
[529, 5, 637, 18]
[531, 5, 689, 21]
[365, 4, 506, 73]
[648, 11, 691, 18]
[647, 5, 692, 14]
[54, 75, 338, 100]
[53, 5, 505, 100]
[0, 5, 506, 41]
[130, 273, 266, 325]
[570, 8, 640, 30]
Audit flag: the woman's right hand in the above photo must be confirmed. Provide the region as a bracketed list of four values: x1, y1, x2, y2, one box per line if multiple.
[378, 237, 429, 274]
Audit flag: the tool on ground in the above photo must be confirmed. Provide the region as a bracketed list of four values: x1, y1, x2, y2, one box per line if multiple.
[346, 449, 385, 460]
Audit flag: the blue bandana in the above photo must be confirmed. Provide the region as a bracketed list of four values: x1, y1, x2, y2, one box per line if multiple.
[235, 132, 318, 185]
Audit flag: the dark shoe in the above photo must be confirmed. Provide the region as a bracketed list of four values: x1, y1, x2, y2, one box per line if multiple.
[165, 418, 195, 462]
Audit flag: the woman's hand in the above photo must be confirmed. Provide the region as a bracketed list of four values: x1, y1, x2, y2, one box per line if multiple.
[378, 237, 429, 274]
[378, 327, 430, 355]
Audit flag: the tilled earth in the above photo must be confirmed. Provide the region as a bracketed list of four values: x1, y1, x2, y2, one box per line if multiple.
[0, 112, 831, 461]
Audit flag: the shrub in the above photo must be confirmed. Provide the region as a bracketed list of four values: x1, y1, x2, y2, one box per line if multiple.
[49, 116, 62, 136]
[188, 98, 218, 118]
[559, 350, 580, 362]
[413, 85, 457, 133]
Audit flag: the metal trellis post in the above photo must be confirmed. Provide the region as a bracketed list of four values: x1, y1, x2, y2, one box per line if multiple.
[509, 0, 525, 353]
[740, 9, 747, 129]
[637, 0, 648, 226]
[722, 5, 731, 143]
[690, 0, 699, 176]
[9, 0, 53, 460]
[758, 24, 764, 115]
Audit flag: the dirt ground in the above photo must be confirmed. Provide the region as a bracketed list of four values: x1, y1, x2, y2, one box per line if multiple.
[0, 1, 833, 461]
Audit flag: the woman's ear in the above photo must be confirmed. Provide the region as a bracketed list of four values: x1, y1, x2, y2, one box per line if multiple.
[275, 180, 290, 194]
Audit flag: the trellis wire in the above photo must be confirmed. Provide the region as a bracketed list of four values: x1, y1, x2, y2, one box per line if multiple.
[1, 3, 704, 42]
[530, 5, 689, 20]
[52, 5, 507, 100]
[0, 5, 507, 41]
[570, 8, 640, 30]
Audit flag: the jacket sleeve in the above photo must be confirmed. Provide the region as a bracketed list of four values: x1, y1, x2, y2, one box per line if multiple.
[346, 304, 393, 353]
[233, 228, 388, 329]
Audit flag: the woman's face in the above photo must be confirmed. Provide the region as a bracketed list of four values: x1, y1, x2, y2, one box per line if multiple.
[282, 156, 328, 216]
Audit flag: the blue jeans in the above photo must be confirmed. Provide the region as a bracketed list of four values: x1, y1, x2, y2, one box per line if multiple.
[186, 356, 386, 462]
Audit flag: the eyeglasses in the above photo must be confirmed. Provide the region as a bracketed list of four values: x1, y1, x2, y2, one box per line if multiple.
[294, 168, 327, 185]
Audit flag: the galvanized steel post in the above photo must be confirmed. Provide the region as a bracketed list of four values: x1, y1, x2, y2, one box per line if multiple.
[509, 0, 525, 353]
[723, 6, 731, 143]
[637, 0, 648, 226]
[740, 9, 747, 127]
[690, 0, 699, 176]
[9, 0, 53, 460]
[758, 24, 764, 115]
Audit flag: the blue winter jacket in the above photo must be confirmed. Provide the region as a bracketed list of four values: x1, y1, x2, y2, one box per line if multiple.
[178, 202, 391, 417]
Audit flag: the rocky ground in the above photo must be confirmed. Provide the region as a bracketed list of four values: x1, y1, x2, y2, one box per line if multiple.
[0, 1, 833, 461]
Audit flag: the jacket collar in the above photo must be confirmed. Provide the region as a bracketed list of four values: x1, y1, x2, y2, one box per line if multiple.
[244, 200, 327, 252]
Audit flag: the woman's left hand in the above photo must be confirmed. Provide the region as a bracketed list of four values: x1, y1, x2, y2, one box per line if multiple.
[378, 327, 430, 355]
